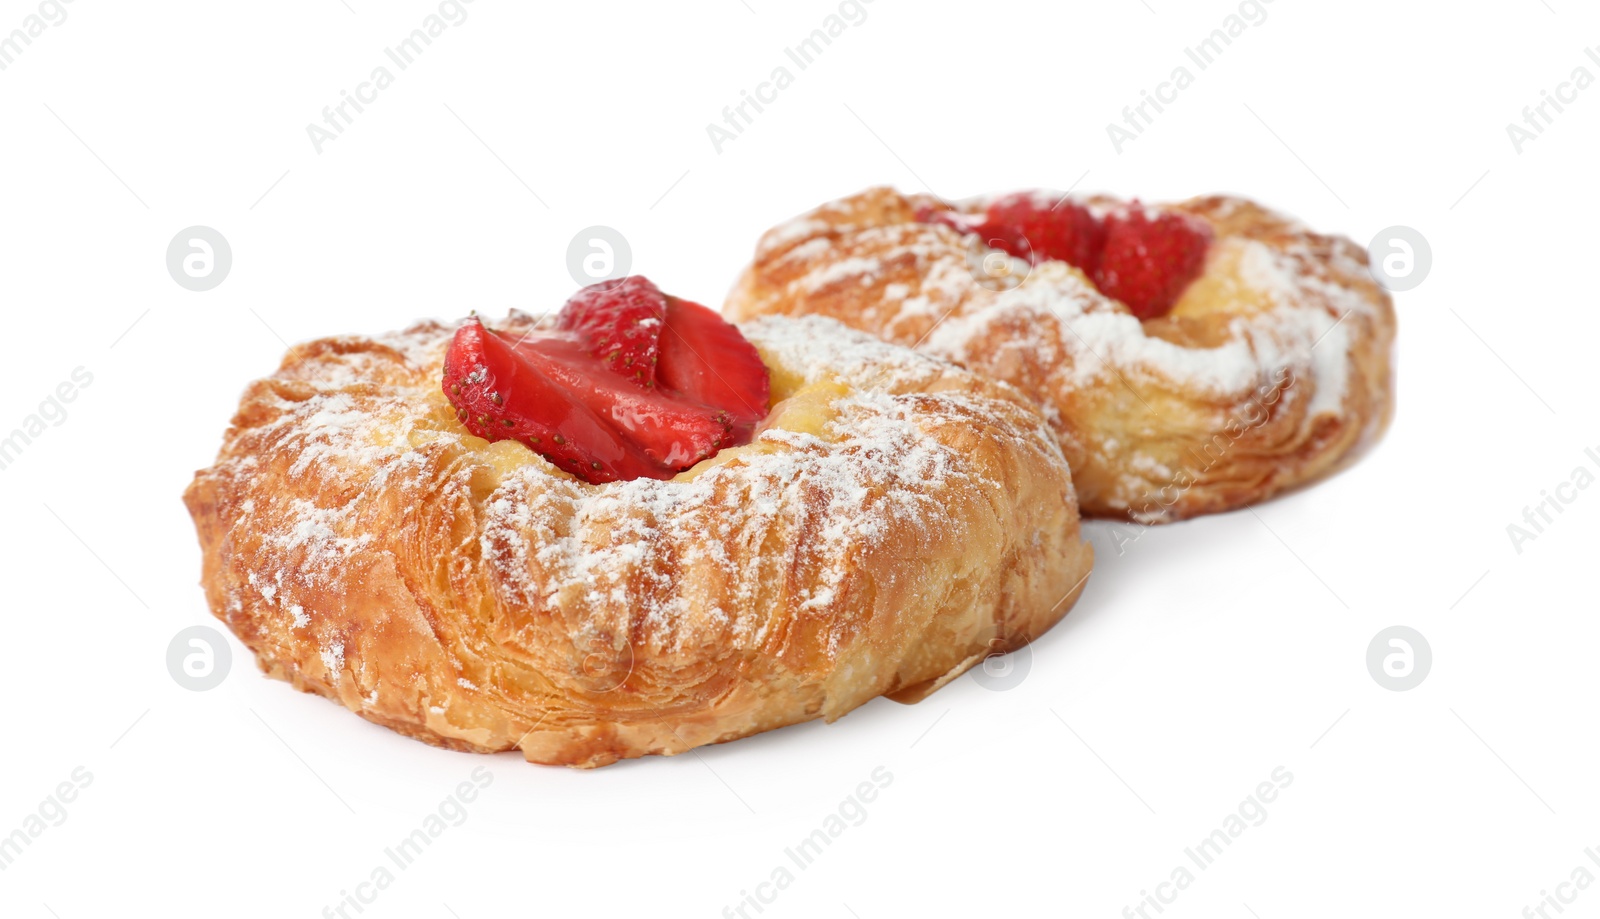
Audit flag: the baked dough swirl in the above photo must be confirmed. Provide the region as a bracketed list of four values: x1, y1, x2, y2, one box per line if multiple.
[725, 187, 1397, 522]
[184, 313, 1092, 767]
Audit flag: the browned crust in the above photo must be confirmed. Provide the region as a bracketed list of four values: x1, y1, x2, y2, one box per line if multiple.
[724, 187, 1397, 522]
[184, 316, 1092, 767]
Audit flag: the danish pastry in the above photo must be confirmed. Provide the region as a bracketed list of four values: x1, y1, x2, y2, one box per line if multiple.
[725, 187, 1397, 522]
[183, 279, 1093, 768]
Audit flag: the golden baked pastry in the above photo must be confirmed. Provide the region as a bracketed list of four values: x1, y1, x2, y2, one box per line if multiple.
[183, 311, 1092, 768]
[725, 187, 1397, 522]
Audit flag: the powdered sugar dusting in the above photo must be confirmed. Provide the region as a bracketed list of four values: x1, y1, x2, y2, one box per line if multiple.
[320, 640, 344, 679]
[198, 322, 459, 653]
[760, 190, 1372, 416]
[731, 187, 1395, 520]
[479, 316, 1003, 657]
[198, 312, 1058, 692]
[802, 256, 884, 291]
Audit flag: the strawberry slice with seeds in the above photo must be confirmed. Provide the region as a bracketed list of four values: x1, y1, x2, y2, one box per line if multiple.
[443, 279, 772, 484]
[554, 276, 667, 387]
[443, 317, 661, 483]
[916, 192, 1214, 319]
[656, 297, 771, 427]
[1092, 206, 1213, 319]
[918, 193, 1106, 273]
[512, 336, 733, 469]
[977, 193, 1106, 273]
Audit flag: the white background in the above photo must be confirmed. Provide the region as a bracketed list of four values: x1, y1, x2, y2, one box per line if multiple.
[1, 1, 1595, 917]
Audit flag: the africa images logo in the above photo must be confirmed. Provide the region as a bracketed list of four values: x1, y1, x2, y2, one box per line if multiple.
[0, 367, 93, 473]
[1505, 446, 1600, 554]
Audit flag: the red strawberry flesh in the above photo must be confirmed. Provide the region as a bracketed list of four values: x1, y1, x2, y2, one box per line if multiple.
[555, 276, 667, 387]
[442, 318, 660, 482]
[442, 278, 772, 484]
[977, 193, 1106, 273]
[1092, 207, 1213, 319]
[915, 191, 1210, 319]
[512, 336, 732, 469]
[656, 296, 771, 428]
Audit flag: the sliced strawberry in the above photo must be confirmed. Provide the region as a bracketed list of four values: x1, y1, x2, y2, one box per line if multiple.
[512, 336, 732, 469]
[554, 276, 667, 387]
[1092, 206, 1213, 319]
[444, 279, 773, 484]
[918, 192, 1214, 319]
[917, 193, 1105, 273]
[656, 297, 771, 426]
[443, 318, 660, 483]
[978, 193, 1106, 273]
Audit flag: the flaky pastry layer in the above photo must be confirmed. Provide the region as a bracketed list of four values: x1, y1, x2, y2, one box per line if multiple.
[184, 314, 1093, 767]
[724, 187, 1397, 522]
